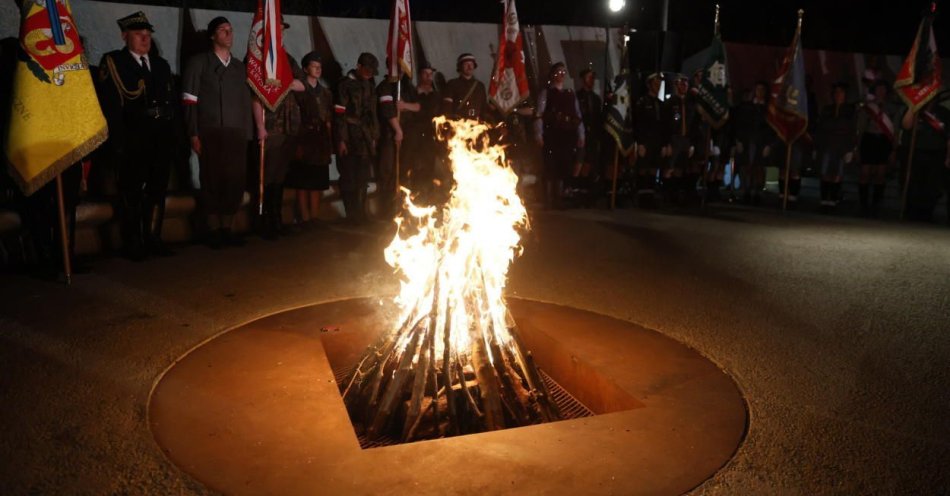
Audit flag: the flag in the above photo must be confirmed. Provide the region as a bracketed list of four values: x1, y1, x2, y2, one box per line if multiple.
[3, 0, 107, 196]
[695, 34, 729, 129]
[488, 0, 529, 115]
[246, 0, 293, 112]
[605, 73, 635, 156]
[387, 0, 413, 79]
[894, 6, 942, 113]
[766, 15, 808, 145]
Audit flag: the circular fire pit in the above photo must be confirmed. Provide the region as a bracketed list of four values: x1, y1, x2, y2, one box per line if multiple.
[149, 297, 746, 495]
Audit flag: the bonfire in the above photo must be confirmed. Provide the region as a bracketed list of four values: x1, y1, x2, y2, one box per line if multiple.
[340, 117, 561, 442]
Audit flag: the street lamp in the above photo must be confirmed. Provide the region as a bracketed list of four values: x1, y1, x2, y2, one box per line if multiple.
[609, 0, 625, 13]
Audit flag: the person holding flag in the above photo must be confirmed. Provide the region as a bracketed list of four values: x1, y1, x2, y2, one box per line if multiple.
[377, 0, 420, 218]
[895, 2, 945, 222]
[693, 5, 731, 204]
[765, 9, 809, 212]
[247, 9, 304, 240]
[5, 0, 108, 282]
[182, 16, 253, 248]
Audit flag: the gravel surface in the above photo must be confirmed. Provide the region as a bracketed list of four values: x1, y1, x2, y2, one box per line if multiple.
[1, 206, 948, 495]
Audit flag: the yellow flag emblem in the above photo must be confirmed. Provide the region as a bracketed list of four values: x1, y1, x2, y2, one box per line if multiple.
[4, 0, 107, 195]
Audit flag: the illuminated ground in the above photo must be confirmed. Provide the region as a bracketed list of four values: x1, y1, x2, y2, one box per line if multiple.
[1, 205, 948, 494]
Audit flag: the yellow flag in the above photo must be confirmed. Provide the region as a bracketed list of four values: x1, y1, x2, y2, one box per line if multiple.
[4, 0, 107, 196]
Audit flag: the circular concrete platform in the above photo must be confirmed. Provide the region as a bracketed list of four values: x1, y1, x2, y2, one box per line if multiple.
[149, 298, 747, 495]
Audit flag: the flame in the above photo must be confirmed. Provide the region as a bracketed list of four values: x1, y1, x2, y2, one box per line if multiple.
[383, 117, 528, 360]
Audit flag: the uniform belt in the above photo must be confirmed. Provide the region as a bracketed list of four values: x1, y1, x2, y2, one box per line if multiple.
[144, 106, 172, 120]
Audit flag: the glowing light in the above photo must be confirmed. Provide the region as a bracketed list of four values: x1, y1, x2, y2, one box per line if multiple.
[383, 117, 528, 360]
[609, 0, 625, 13]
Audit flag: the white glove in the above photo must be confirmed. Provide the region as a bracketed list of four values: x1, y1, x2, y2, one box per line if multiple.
[844, 151, 854, 164]
[762, 145, 771, 158]
[711, 145, 721, 156]
[688, 146, 695, 158]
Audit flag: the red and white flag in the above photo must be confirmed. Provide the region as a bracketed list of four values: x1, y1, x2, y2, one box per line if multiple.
[387, 0, 413, 79]
[894, 4, 942, 113]
[489, 0, 529, 115]
[246, 0, 293, 111]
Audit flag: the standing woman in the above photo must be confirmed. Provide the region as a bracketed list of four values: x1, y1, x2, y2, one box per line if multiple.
[534, 62, 584, 209]
[287, 52, 333, 227]
[856, 80, 898, 218]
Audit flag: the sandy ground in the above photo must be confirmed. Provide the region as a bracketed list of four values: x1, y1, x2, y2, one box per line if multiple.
[1, 205, 949, 495]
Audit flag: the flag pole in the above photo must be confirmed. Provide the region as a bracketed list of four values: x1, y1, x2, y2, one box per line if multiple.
[55, 174, 72, 286]
[610, 148, 620, 209]
[258, 105, 266, 216]
[900, 117, 919, 220]
[700, 5, 720, 211]
[395, 78, 402, 195]
[782, 140, 793, 212]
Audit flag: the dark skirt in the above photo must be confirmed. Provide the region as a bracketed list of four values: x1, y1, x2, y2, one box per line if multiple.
[286, 128, 332, 190]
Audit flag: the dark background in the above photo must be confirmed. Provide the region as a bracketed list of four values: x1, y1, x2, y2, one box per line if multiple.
[93, 0, 950, 56]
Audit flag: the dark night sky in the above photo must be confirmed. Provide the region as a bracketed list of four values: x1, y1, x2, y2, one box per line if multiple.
[102, 0, 950, 56]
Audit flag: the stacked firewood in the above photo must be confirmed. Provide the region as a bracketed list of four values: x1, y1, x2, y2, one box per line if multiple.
[340, 285, 561, 442]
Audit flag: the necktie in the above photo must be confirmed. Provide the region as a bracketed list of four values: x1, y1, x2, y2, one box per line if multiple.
[140, 56, 150, 73]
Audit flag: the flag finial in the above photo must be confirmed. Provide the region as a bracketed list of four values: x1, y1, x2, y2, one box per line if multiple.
[714, 4, 720, 35]
[797, 9, 804, 29]
[931, 1, 937, 14]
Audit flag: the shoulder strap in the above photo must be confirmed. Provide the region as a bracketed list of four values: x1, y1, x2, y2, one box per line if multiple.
[457, 80, 480, 110]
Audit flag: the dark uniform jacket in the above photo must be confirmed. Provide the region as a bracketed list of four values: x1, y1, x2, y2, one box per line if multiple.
[442, 76, 487, 120]
[668, 93, 703, 145]
[817, 103, 858, 152]
[734, 100, 772, 148]
[334, 70, 379, 156]
[181, 51, 253, 140]
[98, 48, 175, 148]
[376, 75, 417, 139]
[633, 94, 670, 149]
[577, 88, 603, 150]
[294, 79, 332, 166]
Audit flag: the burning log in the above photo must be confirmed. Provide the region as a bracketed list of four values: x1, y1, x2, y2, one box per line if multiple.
[339, 118, 560, 443]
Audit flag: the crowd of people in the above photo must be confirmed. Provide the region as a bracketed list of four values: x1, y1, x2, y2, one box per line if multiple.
[3, 10, 950, 280]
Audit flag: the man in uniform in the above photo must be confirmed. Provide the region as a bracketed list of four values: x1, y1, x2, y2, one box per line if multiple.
[442, 53, 488, 121]
[734, 81, 773, 205]
[633, 73, 671, 208]
[404, 63, 442, 197]
[335, 53, 380, 223]
[666, 73, 702, 204]
[98, 12, 176, 260]
[377, 64, 420, 218]
[181, 16, 253, 248]
[251, 18, 304, 239]
[576, 68, 604, 206]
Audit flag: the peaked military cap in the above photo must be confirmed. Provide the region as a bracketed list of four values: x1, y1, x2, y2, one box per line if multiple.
[117, 11, 154, 32]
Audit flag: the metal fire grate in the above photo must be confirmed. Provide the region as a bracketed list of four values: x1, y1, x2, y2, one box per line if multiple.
[333, 365, 594, 449]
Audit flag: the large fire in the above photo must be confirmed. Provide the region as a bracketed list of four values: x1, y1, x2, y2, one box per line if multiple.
[342, 118, 559, 442]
